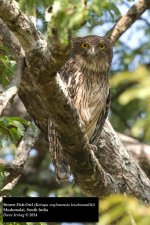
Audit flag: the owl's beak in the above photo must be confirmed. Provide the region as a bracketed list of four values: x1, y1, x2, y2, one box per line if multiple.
[88, 47, 96, 56]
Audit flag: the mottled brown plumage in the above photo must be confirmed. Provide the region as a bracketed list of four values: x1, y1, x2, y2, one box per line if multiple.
[49, 35, 114, 180]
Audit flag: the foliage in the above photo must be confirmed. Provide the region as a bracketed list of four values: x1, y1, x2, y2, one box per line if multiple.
[99, 194, 150, 225]
[110, 65, 150, 142]
[18, 0, 121, 43]
[0, 46, 15, 87]
[0, 117, 30, 147]
[0, 164, 5, 191]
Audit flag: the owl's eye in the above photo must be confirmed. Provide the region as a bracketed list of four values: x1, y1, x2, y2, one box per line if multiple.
[99, 43, 106, 50]
[81, 42, 89, 48]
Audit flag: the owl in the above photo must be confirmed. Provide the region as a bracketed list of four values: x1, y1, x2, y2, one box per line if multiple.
[49, 35, 114, 180]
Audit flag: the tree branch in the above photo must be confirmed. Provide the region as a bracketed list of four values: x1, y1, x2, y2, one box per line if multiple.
[97, 121, 150, 203]
[0, 0, 43, 53]
[0, 123, 40, 198]
[0, 57, 24, 115]
[4, 97, 150, 180]
[0, 18, 23, 60]
[109, 0, 150, 42]
[18, 51, 150, 202]
[0, 1, 70, 70]
[119, 133, 150, 178]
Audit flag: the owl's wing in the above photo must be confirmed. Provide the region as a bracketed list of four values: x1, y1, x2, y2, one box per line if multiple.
[90, 89, 111, 145]
[59, 58, 77, 99]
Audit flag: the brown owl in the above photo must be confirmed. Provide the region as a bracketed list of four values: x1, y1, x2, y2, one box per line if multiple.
[49, 35, 114, 180]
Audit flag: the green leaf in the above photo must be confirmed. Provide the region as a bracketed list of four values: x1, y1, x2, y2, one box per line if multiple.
[0, 117, 30, 144]
[9, 121, 25, 136]
[0, 47, 16, 87]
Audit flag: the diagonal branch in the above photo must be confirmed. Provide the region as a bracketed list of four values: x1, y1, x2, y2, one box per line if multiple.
[98, 121, 150, 203]
[109, 0, 150, 42]
[18, 49, 150, 202]
[0, 18, 23, 60]
[0, 0, 43, 53]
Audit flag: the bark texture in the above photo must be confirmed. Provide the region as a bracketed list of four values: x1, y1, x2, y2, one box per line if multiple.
[0, 0, 150, 203]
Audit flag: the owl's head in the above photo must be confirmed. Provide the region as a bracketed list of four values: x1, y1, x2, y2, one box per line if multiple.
[71, 35, 114, 72]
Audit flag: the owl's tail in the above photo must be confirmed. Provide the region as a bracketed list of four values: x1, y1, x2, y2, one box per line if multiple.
[48, 120, 70, 182]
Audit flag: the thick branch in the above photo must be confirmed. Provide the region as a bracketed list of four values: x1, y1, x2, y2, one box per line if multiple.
[119, 133, 150, 160]
[18, 47, 150, 202]
[0, 0, 43, 53]
[0, 1, 70, 72]
[0, 18, 22, 60]
[97, 121, 150, 203]
[3, 97, 150, 179]
[19, 60, 117, 196]
[109, 0, 150, 42]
